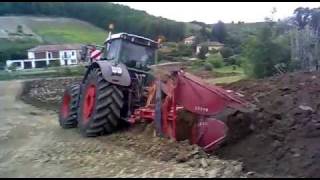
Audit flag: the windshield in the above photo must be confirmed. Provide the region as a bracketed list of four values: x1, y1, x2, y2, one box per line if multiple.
[119, 40, 155, 69]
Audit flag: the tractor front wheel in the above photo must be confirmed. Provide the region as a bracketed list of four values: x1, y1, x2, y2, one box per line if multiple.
[77, 68, 124, 137]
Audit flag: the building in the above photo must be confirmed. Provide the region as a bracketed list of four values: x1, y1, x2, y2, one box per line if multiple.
[6, 44, 83, 70]
[196, 41, 224, 54]
[184, 36, 196, 45]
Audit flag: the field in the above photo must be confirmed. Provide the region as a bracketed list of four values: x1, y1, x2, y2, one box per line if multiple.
[30, 19, 107, 44]
[0, 16, 108, 67]
[0, 65, 85, 81]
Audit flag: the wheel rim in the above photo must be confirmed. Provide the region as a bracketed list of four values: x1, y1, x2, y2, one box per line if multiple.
[83, 84, 96, 123]
[62, 93, 71, 119]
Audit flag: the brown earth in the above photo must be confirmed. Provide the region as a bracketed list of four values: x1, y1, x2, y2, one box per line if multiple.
[15, 78, 252, 178]
[22, 70, 320, 178]
[216, 71, 320, 178]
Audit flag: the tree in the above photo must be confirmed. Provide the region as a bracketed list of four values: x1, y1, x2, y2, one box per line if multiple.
[219, 47, 234, 59]
[293, 7, 311, 30]
[242, 23, 290, 78]
[197, 45, 208, 60]
[290, 7, 320, 71]
[0, 2, 187, 42]
[207, 53, 224, 68]
[211, 21, 227, 43]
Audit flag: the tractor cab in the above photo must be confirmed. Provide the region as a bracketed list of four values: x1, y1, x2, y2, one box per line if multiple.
[102, 33, 159, 71]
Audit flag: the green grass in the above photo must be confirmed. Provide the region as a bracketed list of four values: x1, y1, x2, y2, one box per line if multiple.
[32, 23, 107, 44]
[207, 74, 246, 84]
[0, 66, 85, 81]
[213, 65, 244, 74]
[0, 38, 39, 51]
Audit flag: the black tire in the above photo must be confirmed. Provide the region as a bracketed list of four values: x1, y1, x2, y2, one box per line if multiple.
[59, 84, 80, 128]
[78, 68, 124, 137]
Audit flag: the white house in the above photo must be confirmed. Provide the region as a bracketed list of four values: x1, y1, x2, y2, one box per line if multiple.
[184, 36, 196, 45]
[196, 41, 224, 54]
[6, 44, 83, 70]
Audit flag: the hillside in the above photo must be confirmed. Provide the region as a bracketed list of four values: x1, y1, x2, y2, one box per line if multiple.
[0, 16, 107, 44]
[0, 2, 186, 42]
[0, 16, 107, 67]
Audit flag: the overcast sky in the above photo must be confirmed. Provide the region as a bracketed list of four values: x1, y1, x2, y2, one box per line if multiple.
[113, 2, 319, 24]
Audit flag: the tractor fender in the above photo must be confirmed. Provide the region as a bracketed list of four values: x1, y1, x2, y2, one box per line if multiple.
[84, 61, 131, 87]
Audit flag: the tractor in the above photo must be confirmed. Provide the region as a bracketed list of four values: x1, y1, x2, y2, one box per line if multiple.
[59, 32, 253, 152]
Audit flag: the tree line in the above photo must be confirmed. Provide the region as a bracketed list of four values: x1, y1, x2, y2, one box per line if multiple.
[0, 2, 186, 42]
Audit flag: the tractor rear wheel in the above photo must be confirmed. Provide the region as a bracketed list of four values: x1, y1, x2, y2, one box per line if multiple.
[77, 68, 124, 137]
[59, 84, 80, 128]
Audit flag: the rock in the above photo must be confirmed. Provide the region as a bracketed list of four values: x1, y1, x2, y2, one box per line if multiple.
[233, 164, 243, 172]
[299, 105, 314, 112]
[246, 171, 255, 176]
[272, 140, 282, 149]
[200, 158, 209, 168]
[187, 160, 199, 168]
[160, 152, 177, 162]
[208, 168, 220, 178]
[175, 153, 189, 163]
[293, 153, 300, 157]
[280, 86, 290, 91]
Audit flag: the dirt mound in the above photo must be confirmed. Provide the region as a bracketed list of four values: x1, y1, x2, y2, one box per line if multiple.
[21, 77, 82, 111]
[20, 77, 248, 178]
[218, 71, 320, 177]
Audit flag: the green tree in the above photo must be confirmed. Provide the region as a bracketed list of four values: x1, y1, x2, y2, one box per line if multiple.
[242, 23, 291, 78]
[219, 47, 234, 59]
[207, 53, 224, 68]
[0, 2, 187, 42]
[211, 21, 228, 43]
[197, 45, 208, 60]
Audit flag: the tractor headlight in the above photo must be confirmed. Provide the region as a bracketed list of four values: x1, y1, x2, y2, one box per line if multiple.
[111, 66, 122, 76]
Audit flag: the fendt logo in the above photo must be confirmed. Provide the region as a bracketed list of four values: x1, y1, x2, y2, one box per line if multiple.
[111, 66, 122, 75]
[195, 106, 209, 112]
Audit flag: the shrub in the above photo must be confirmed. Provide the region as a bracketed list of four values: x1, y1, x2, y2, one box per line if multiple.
[225, 55, 241, 66]
[203, 62, 213, 71]
[208, 48, 219, 54]
[48, 60, 60, 67]
[207, 53, 224, 68]
[8, 63, 17, 71]
[219, 47, 234, 58]
[197, 45, 208, 60]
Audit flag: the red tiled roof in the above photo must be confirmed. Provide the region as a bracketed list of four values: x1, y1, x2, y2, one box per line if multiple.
[28, 44, 83, 52]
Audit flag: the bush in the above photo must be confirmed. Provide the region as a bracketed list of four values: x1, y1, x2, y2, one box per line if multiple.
[219, 47, 234, 58]
[225, 55, 241, 66]
[208, 48, 219, 54]
[203, 62, 213, 71]
[8, 63, 17, 71]
[235, 56, 244, 67]
[48, 60, 60, 67]
[241, 24, 291, 78]
[197, 45, 208, 60]
[207, 53, 224, 68]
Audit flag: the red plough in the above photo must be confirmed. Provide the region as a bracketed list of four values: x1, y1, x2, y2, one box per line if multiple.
[129, 69, 250, 152]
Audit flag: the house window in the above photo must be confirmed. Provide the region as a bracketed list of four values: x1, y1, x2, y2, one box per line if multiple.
[64, 52, 68, 58]
[72, 51, 75, 56]
[48, 52, 52, 59]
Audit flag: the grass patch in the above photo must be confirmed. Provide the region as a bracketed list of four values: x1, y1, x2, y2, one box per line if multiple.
[32, 22, 107, 44]
[206, 74, 246, 84]
[213, 65, 244, 74]
[0, 66, 86, 81]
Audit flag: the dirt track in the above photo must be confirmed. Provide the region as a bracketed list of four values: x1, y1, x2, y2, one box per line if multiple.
[0, 80, 248, 178]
